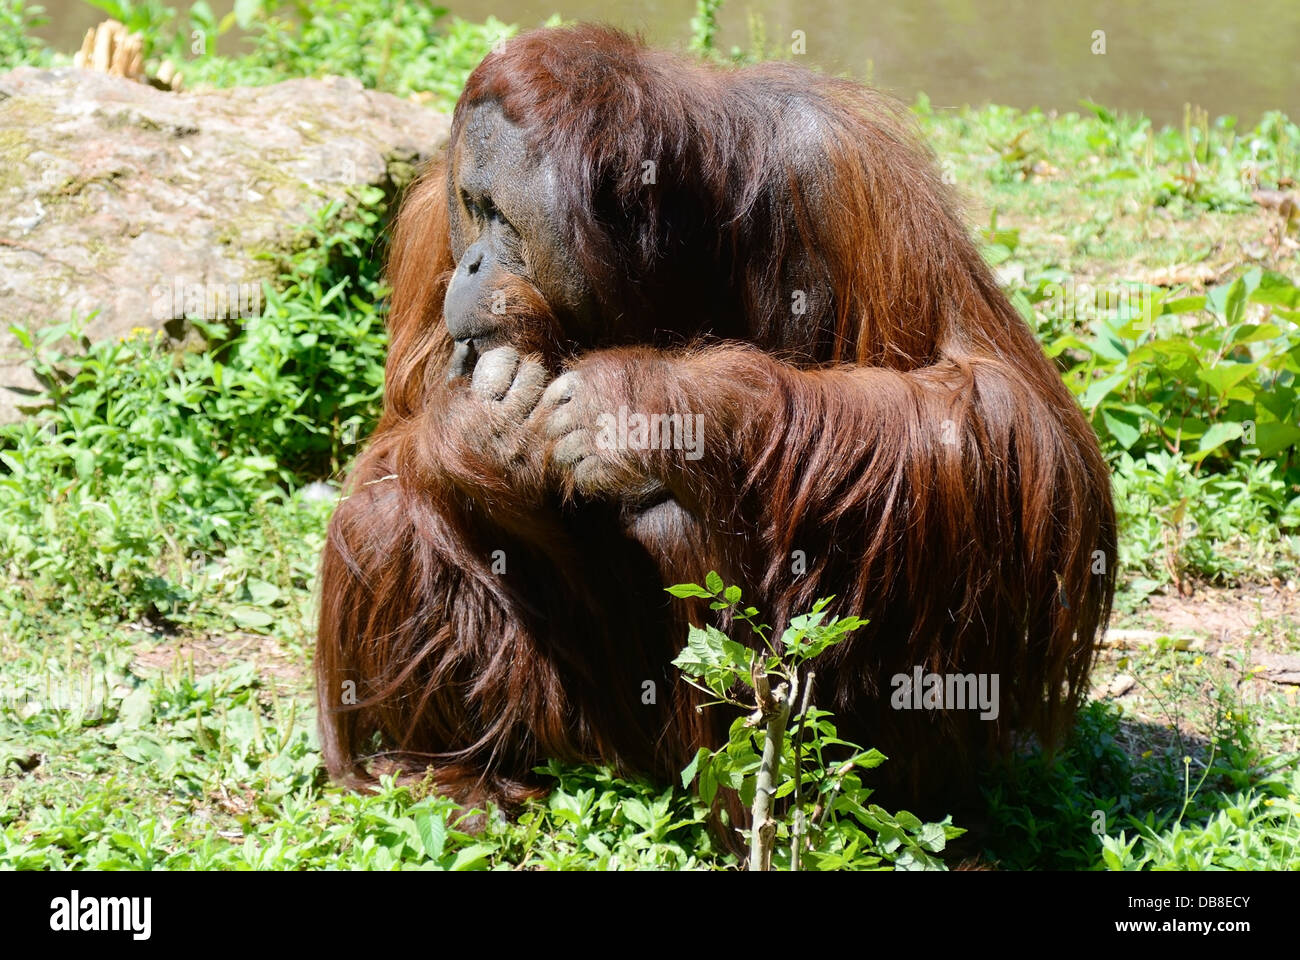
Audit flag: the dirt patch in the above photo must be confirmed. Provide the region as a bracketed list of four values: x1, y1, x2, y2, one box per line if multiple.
[1093, 584, 1300, 758]
[1126, 582, 1300, 650]
[130, 628, 307, 694]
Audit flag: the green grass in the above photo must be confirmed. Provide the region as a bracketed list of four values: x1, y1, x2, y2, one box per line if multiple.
[1, 0, 1298, 870]
[2, 0, 517, 112]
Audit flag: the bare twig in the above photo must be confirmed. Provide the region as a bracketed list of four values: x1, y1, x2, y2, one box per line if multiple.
[751, 658, 775, 713]
[791, 668, 815, 871]
[810, 758, 859, 833]
[749, 675, 792, 871]
[678, 673, 746, 710]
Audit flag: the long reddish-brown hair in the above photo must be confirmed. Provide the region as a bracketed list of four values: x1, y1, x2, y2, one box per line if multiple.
[317, 24, 1115, 820]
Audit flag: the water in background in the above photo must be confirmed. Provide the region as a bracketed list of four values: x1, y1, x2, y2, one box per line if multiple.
[32, 0, 1300, 125]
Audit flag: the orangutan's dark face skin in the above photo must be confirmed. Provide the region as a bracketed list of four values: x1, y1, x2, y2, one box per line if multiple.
[443, 102, 597, 377]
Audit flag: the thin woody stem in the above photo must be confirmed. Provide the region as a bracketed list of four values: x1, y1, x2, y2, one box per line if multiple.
[749, 676, 792, 871]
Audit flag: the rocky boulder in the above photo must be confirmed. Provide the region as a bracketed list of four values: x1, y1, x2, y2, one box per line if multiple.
[0, 67, 449, 422]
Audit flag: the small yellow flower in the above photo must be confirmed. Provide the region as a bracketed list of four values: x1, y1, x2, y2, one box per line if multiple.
[1142, 749, 1153, 759]
[1193, 656, 1203, 667]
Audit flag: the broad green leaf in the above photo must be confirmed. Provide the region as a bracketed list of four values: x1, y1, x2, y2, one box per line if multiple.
[699, 761, 718, 806]
[1196, 361, 1260, 398]
[245, 578, 281, 606]
[1044, 333, 1088, 358]
[1256, 421, 1300, 457]
[120, 685, 154, 729]
[621, 798, 654, 831]
[916, 822, 948, 852]
[1208, 277, 1247, 325]
[853, 748, 888, 770]
[448, 843, 493, 871]
[665, 583, 711, 599]
[414, 808, 446, 860]
[1080, 368, 1132, 409]
[1162, 416, 1209, 441]
[721, 637, 753, 671]
[1100, 406, 1142, 449]
[1161, 295, 1206, 315]
[680, 747, 708, 788]
[231, 606, 274, 630]
[1251, 271, 1300, 309]
[1186, 420, 1244, 461]
[1231, 323, 1282, 344]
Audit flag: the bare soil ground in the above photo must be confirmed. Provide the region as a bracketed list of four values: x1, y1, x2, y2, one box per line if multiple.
[1095, 584, 1300, 759]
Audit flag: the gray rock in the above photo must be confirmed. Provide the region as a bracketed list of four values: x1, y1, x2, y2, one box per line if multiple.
[1097, 628, 1206, 651]
[1255, 652, 1300, 685]
[0, 67, 449, 422]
